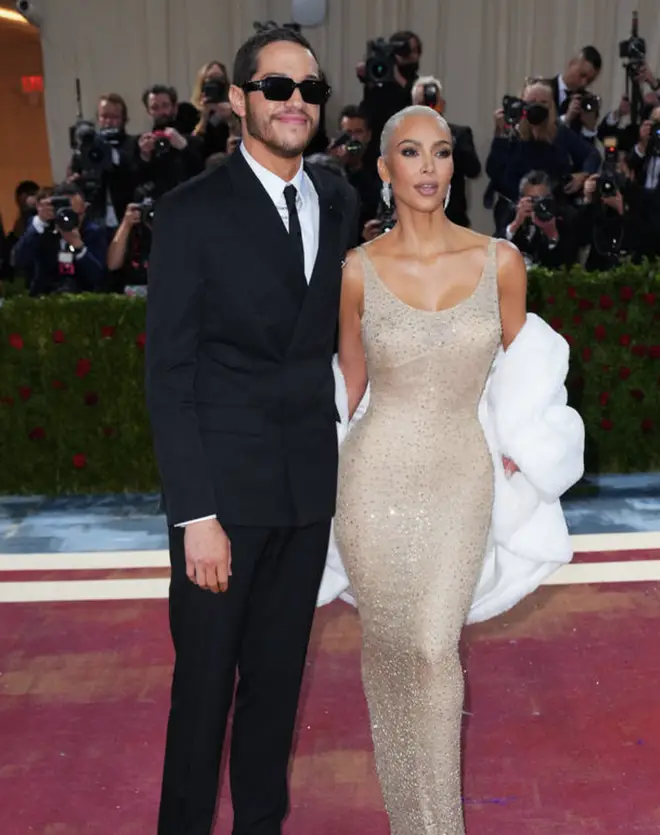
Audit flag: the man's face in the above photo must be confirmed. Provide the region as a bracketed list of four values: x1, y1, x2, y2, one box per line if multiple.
[147, 93, 176, 124]
[70, 193, 86, 217]
[523, 184, 551, 205]
[566, 57, 599, 90]
[340, 116, 371, 147]
[397, 36, 421, 67]
[97, 99, 124, 130]
[234, 40, 321, 159]
[18, 190, 38, 212]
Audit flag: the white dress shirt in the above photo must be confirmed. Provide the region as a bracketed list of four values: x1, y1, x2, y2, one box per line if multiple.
[176, 144, 321, 528]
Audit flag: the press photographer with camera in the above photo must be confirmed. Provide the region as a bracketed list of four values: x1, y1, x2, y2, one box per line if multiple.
[328, 105, 380, 237]
[486, 79, 600, 233]
[187, 61, 232, 161]
[625, 104, 660, 258]
[13, 183, 107, 296]
[68, 94, 139, 241]
[504, 171, 578, 269]
[137, 85, 204, 197]
[548, 46, 602, 121]
[106, 188, 155, 291]
[411, 75, 481, 227]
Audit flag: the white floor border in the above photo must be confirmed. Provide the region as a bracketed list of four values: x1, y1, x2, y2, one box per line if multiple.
[0, 530, 659, 603]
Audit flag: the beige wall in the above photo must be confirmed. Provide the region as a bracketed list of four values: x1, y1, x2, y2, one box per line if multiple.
[23, 0, 660, 231]
[0, 16, 51, 229]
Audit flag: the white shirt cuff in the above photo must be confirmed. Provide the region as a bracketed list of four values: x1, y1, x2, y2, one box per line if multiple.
[73, 246, 88, 261]
[175, 514, 216, 528]
[635, 144, 645, 158]
[505, 224, 516, 241]
[32, 215, 47, 234]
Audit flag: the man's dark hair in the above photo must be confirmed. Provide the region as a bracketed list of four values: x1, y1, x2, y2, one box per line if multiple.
[390, 30, 423, 55]
[15, 180, 39, 202]
[141, 84, 178, 109]
[339, 104, 370, 128]
[581, 46, 602, 72]
[98, 92, 128, 123]
[232, 27, 318, 88]
[53, 181, 86, 200]
[519, 170, 553, 194]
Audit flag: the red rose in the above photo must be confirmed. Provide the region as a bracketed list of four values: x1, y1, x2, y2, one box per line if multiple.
[620, 286, 634, 302]
[135, 332, 146, 349]
[619, 334, 632, 346]
[9, 333, 23, 350]
[642, 418, 654, 433]
[567, 287, 578, 299]
[75, 358, 92, 378]
[28, 426, 46, 441]
[52, 330, 65, 344]
[72, 453, 87, 469]
[598, 295, 613, 310]
[19, 386, 32, 402]
[649, 346, 660, 360]
[632, 345, 648, 358]
[572, 314, 583, 326]
[550, 317, 563, 331]
[643, 293, 657, 306]
[601, 418, 614, 431]
[619, 367, 631, 380]
[0, 396, 15, 406]
[51, 379, 66, 390]
[84, 391, 99, 406]
[594, 325, 607, 341]
[579, 298, 594, 311]
[582, 347, 592, 362]
[101, 326, 116, 339]
[615, 309, 628, 323]
[630, 389, 645, 401]
[599, 392, 610, 407]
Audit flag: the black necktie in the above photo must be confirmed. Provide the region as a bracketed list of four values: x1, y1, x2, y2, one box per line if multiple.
[284, 184, 305, 273]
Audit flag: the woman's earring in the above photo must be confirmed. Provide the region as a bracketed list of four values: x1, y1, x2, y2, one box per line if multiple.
[444, 184, 452, 210]
[381, 182, 392, 209]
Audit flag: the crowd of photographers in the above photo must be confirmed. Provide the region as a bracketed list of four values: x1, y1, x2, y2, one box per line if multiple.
[2, 20, 660, 296]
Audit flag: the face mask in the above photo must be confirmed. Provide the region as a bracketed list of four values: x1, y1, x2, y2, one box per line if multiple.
[525, 103, 549, 126]
[398, 62, 419, 82]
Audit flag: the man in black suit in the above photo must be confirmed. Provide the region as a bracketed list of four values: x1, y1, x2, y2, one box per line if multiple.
[411, 76, 481, 227]
[145, 27, 357, 835]
[548, 45, 602, 120]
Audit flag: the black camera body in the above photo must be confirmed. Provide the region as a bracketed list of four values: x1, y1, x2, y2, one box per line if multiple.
[597, 139, 620, 198]
[531, 195, 556, 223]
[70, 120, 114, 173]
[364, 37, 410, 85]
[50, 196, 79, 233]
[135, 184, 157, 225]
[422, 83, 438, 108]
[201, 78, 228, 104]
[580, 92, 601, 114]
[619, 29, 646, 71]
[331, 132, 363, 156]
[502, 95, 525, 127]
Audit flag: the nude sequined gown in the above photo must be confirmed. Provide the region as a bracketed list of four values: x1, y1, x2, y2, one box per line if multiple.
[334, 239, 501, 834]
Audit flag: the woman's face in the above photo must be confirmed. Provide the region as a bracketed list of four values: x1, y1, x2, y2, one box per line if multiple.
[379, 112, 454, 213]
[205, 63, 226, 84]
[523, 84, 553, 110]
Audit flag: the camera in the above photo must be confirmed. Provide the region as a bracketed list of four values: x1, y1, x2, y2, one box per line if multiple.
[69, 120, 114, 176]
[201, 78, 228, 104]
[152, 130, 172, 157]
[364, 37, 410, 85]
[330, 132, 363, 156]
[422, 83, 439, 108]
[502, 95, 525, 127]
[50, 196, 79, 233]
[597, 138, 620, 198]
[531, 195, 556, 222]
[619, 11, 646, 71]
[580, 92, 601, 114]
[135, 184, 157, 225]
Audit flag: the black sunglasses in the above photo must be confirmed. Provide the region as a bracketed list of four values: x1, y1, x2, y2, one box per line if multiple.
[242, 77, 331, 105]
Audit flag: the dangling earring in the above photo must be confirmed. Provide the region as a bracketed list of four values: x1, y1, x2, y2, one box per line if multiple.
[381, 182, 392, 209]
[444, 184, 452, 210]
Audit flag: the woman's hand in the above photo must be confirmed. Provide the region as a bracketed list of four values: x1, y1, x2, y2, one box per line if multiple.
[122, 203, 141, 228]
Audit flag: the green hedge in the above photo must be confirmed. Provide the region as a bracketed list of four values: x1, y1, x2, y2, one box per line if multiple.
[1, 264, 659, 495]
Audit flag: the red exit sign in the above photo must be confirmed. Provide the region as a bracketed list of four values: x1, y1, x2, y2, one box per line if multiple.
[21, 75, 43, 93]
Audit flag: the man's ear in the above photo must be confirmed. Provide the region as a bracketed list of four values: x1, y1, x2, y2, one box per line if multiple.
[229, 85, 246, 119]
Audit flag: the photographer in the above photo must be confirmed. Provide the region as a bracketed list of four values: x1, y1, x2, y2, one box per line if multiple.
[107, 195, 154, 292]
[188, 61, 232, 161]
[1, 180, 39, 282]
[328, 105, 380, 236]
[68, 93, 139, 241]
[137, 85, 204, 197]
[412, 75, 481, 227]
[626, 105, 660, 258]
[549, 46, 602, 119]
[505, 171, 579, 269]
[358, 31, 422, 171]
[13, 183, 106, 296]
[486, 79, 600, 233]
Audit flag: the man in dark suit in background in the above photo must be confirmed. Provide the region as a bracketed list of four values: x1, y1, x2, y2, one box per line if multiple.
[548, 45, 602, 119]
[412, 75, 482, 227]
[145, 27, 357, 835]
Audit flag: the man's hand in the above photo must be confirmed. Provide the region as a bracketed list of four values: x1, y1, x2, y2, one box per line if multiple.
[122, 203, 142, 228]
[583, 173, 599, 204]
[164, 127, 188, 151]
[563, 172, 588, 195]
[637, 119, 652, 154]
[565, 94, 582, 123]
[36, 198, 55, 224]
[603, 191, 624, 215]
[363, 218, 384, 241]
[328, 143, 350, 165]
[184, 518, 232, 593]
[139, 133, 155, 161]
[534, 214, 559, 241]
[493, 107, 508, 136]
[61, 228, 83, 249]
[510, 196, 533, 234]
[636, 63, 658, 89]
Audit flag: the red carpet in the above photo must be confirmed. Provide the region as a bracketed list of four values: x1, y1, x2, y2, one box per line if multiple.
[2, 579, 660, 833]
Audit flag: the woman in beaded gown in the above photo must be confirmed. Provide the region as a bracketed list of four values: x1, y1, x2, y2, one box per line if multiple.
[334, 106, 527, 834]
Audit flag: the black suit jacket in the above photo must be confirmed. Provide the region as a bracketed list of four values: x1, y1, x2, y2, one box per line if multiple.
[145, 150, 358, 528]
[446, 123, 481, 227]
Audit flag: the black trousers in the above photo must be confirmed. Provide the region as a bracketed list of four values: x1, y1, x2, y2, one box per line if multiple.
[157, 520, 331, 835]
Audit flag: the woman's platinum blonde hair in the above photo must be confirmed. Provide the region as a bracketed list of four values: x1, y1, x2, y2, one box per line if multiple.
[380, 105, 452, 156]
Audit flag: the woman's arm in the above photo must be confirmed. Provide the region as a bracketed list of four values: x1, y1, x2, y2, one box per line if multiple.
[496, 240, 527, 350]
[338, 250, 368, 418]
[107, 206, 139, 270]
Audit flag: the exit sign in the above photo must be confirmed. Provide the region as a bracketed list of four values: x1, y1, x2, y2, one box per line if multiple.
[21, 75, 43, 93]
